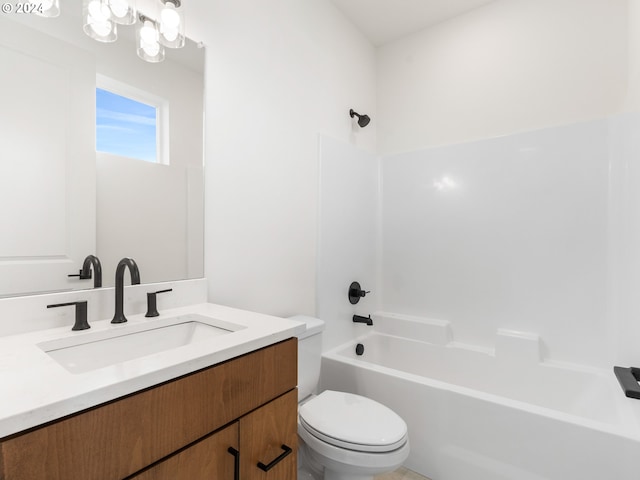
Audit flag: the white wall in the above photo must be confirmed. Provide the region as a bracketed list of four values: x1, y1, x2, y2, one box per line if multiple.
[189, 0, 376, 316]
[317, 136, 379, 350]
[377, 0, 628, 155]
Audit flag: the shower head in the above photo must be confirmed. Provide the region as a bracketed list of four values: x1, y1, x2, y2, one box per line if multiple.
[349, 109, 371, 128]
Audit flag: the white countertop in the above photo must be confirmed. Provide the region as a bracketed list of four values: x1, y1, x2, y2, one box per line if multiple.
[0, 302, 305, 438]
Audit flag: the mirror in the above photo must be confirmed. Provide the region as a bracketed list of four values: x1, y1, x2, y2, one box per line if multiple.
[0, 3, 204, 297]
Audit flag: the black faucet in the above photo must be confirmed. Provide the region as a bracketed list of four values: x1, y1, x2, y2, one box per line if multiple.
[68, 255, 103, 288]
[353, 314, 373, 326]
[111, 258, 141, 324]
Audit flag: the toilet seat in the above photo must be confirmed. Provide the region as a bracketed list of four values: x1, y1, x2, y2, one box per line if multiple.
[298, 420, 410, 475]
[298, 390, 408, 453]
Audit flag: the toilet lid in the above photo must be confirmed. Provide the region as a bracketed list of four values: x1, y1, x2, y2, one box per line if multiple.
[299, 391, 408, 453]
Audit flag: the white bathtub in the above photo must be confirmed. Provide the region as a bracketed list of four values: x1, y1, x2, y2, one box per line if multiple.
[321, 328, 640, 480]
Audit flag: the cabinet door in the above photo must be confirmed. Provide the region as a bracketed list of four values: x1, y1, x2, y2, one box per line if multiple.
[240, 389, 298, 480]
[129, 422, 239, 480]
[0, 17, 96, 296]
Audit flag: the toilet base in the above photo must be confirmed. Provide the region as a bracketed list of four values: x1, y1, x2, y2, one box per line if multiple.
[298, 430, 409, 480]
[298, 440, 323, 480]
[298, 466, 320, 480]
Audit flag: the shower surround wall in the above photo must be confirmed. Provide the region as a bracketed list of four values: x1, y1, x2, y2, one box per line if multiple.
[316, 116, 640, 480]
[319, 116, 636, 370]
[380, 120, 611, 369]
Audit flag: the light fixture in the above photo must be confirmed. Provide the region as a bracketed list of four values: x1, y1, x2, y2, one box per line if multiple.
[38, 0, 188, 63]
[35, 0, 60, 17]
[108, 0, 137, 25]
[159, 0, 185, 48]
[137, 16, 165, 63]
[83, 0, 118, 43]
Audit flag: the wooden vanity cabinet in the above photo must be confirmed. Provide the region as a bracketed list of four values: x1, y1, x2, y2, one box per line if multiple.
[0, 338, 297, 480]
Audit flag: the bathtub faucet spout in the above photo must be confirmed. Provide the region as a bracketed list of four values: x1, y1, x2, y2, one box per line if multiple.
[353, 314, 373, 326]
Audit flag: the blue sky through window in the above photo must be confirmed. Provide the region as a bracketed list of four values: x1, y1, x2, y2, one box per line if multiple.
[96, 88, 157, 162]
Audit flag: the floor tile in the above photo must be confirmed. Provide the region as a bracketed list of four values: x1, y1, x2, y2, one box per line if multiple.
[375, 466, 431, 480]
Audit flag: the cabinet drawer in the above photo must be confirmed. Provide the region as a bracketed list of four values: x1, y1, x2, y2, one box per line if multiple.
[0, 338, 297, 480]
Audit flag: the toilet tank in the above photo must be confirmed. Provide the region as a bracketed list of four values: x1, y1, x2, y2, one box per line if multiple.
[290, 315, 325, 402]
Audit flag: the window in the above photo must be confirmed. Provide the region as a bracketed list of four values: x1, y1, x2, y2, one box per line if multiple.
[95, 76, 169, 164]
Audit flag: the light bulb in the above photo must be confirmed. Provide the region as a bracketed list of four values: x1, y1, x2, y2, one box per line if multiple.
[89, 18, 114, 37]
[140, 20, 158, 43]
[141, 38, 160, 57]
[108, 0, 129, 18]
[158, 0, 184, 48]
[88, 0, 110, 22]
[162, 26, 179, 42]
[160, 2, 180, 28]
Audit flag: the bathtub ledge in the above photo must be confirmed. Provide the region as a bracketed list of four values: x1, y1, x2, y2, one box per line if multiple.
[373, 311, 451, 345]
[495, 328, 542, 365]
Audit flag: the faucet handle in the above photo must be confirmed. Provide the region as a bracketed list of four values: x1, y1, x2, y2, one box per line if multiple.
[348, 281, 371, 304]
[67, 270, 91, 280]
[47, 301, 90, 331]
[145, 289, 173, 317]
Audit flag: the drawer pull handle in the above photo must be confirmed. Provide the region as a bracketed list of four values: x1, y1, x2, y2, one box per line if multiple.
[257, 444, 292, 472]
[227, 447, 240, 480]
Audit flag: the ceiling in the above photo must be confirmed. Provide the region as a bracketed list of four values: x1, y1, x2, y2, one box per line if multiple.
[329, 0, 497, 46]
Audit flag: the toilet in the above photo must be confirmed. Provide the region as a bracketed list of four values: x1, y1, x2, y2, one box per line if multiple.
[291, 315, 410, 480]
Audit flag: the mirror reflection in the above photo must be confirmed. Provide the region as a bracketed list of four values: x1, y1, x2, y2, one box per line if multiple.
[0, 2, 204, 297]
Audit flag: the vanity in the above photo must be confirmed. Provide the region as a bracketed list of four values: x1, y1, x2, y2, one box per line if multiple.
[0, 8, 302, 480]
[0, 300, 304, 480]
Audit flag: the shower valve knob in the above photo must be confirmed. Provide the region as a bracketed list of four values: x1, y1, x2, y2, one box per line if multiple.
[348, 281, 370, 304]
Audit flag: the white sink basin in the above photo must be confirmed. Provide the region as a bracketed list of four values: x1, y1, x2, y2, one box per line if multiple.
[38, 314, 245, 374]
